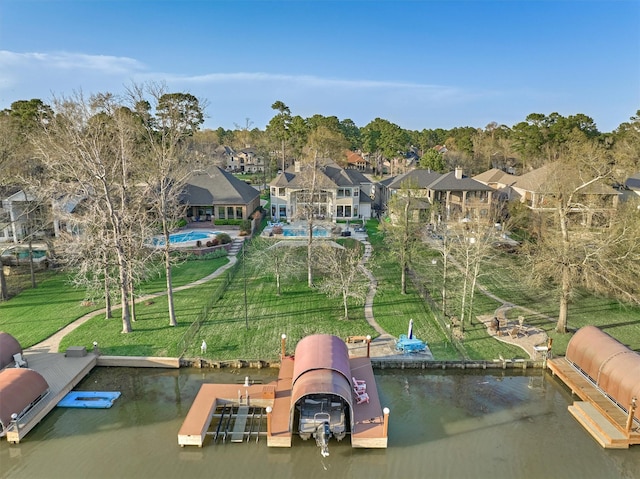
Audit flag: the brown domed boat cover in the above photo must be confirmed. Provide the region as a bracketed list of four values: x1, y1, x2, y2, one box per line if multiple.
[0, 332, 23, 369]
[290, 335, 354, 429]
[0, 368, 49, 433]
[566, 325, 640, 421]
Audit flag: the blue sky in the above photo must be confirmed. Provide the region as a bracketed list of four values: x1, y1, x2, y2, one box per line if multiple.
[1, 0, 638, 133]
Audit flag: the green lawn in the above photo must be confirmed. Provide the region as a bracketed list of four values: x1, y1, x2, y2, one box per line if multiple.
[0, 256, 229, 348]
[2, 220, 639, 360]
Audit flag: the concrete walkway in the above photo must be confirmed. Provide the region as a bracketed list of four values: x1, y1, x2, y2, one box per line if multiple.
[354, 234, 434, 360]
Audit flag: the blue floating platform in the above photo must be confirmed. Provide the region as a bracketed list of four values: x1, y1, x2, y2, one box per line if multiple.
[58, 391, 121, 409]
[396, 334, 427, 353]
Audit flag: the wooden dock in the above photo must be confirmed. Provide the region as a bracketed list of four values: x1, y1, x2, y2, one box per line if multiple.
[548, 357, 640, 449]
[177, 354, 388, 449]
[267, 356, 294, 447]
[349, 356, 387, 448]
[178, 374, 288, 447]
[96, 355, 180, 368]
[5, 350, 97, 443]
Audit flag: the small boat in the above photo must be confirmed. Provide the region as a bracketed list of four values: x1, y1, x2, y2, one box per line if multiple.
[297, 395, 347, 456]
[57, 391, 121, 409]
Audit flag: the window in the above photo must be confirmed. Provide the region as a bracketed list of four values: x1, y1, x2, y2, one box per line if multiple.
[218, 207, 225, 219]
[279, 188, 286, 196]
[236, 207, 243, 219]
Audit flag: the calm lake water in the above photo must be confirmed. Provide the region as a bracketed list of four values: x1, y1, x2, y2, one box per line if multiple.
[1, 367, 639, 479]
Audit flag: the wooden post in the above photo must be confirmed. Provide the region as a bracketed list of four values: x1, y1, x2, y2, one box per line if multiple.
[280, 333, 287, 359]
[626, 397, 637, 433]
[266, 406, 272, 436]
[382, 407, 390, 437]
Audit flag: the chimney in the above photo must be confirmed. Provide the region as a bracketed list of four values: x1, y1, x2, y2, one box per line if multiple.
[454, 166, 463, 179]
[294, 161, 301, 173]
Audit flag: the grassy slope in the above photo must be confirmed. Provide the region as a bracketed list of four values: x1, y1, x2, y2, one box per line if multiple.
[2, 221, 639, 360]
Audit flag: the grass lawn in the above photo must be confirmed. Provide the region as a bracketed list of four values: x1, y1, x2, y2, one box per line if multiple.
[2, 220, 639, 360]
[0, 256, 229, 348]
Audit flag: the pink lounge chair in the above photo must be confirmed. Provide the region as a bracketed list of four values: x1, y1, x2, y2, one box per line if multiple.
[354, 390, 369, 404]
[352, 377, 366, 392]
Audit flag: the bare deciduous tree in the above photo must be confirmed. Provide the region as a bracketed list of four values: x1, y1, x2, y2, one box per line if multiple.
[522, 135, 640, 333]
[35, 92, 149, 333]
[128, 83, 205, 327]
[316, 240, 368, 320]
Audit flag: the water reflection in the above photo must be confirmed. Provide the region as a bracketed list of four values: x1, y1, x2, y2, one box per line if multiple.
[1, 367, 639, 479]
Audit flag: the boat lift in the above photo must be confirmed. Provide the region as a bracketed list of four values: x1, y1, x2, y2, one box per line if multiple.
[206, 405, 267, 445]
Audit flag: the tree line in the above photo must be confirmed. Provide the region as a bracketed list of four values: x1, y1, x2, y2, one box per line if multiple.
[1, 92, 639, 337]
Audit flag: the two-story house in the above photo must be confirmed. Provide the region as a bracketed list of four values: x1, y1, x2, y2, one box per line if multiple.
[509, 163, 620, 227]
[0, 188, 46, 244]
[379, 167, 495, 224]
[269, 161, 372, 222]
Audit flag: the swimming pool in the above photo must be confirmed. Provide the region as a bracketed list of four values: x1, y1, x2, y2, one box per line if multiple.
[281, 227, 330, 238]
[1, 248, 47, 259]
[152, 230, 222, 247]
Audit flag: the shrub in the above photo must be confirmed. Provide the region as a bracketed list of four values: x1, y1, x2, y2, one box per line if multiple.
[216, 233, 232, 244]
[240, 219, 252, 234]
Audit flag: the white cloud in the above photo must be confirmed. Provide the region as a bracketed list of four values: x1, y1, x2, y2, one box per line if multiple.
[158, 71, 464, 100]
[0, 50, 145, 74]
[0, 50, 500, 130]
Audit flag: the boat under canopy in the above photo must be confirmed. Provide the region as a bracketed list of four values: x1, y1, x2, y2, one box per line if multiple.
[290, 335, 355, 454]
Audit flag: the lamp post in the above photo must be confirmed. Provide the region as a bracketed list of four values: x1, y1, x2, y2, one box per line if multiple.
[366, 335, 371, 358]
[266, 406, 273, 436]
[281, 334, 287, 359]
[382, 407, 390, 437]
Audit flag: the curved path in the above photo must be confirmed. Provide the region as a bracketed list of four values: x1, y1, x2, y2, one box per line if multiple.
[29, 230, 549, 360]
[29, 256, 238, 353]
[354, 235, 424, 358]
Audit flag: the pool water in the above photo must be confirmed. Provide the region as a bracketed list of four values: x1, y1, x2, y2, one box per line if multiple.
[1, 249, 47, 259]
[152, 230, 222, 246]
[282, 227, 330, 237]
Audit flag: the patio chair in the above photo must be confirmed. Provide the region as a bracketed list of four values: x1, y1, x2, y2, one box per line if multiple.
[13, 352, 27, 368]
[352, 377, 366, 393]
[517, 316, 529, 336]
[354, 390, 369, 404]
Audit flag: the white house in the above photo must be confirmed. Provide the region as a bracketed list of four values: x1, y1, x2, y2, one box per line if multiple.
[269, 161, 372, 222]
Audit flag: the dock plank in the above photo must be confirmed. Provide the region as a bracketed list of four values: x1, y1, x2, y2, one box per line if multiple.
[231, 406, 249, 442]
[349, 356, 387, 448]
[5, 351, 97, 443]
[548, 357, 640, 448]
